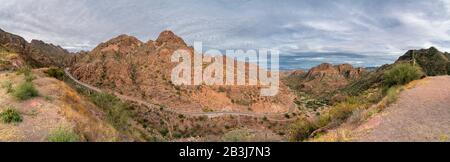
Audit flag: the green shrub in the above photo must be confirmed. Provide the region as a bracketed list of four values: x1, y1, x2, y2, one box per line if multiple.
[16, 66, 35, 82]
[47, 127, 80, 142]
[328, 97, 363, 122]
[0, 108, 22, 124]
[233, 99, 252, 106]
[89, 93, 131, 131]
[202, 107, 214, 112]
[289, 119, 317, 141]
[13, 82, 38, 100]
[384, 63, 423, 87]
[44, 68, 65, 80]
[222, 128, 253, 142]
[16, 67, 32, 76]
[24, 73, 36, 82]
[386, 86, 401, 104]
[1, 81, 13, 93]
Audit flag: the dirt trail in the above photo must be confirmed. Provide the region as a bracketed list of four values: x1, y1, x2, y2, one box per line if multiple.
[356, 76, 450, 142]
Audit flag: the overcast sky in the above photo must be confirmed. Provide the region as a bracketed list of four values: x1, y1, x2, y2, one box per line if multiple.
[1, 0, 449, 69]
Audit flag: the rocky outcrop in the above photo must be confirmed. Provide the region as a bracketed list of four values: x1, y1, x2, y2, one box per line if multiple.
[289, 63, 366, 94]
[305, 63, 364, 81]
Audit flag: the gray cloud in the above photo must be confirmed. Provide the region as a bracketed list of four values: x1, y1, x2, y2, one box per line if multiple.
[1, 0, 449, 69]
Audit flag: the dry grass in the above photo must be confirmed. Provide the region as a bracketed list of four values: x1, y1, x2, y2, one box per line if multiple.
[0, 69, 122, 142]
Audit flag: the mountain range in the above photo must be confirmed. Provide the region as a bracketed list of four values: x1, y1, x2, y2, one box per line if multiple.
[1, 28, 449, 142]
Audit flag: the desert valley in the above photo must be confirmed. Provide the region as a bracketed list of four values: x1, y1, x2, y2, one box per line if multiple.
[1, 28, 449, 142]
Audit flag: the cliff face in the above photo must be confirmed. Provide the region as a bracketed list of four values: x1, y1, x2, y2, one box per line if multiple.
[0, 29, 72, 68]
[70, 31, 295, 113]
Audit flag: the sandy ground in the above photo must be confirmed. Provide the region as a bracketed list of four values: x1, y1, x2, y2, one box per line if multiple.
[355, 76, 450, 142]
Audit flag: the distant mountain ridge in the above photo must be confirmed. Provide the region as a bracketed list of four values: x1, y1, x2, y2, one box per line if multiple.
[0, 28, 72, 69]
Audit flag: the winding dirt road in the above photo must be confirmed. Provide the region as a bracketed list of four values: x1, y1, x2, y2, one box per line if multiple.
[356, 76, 450, 142]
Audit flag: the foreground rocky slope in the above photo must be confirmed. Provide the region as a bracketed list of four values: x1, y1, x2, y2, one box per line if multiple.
[0, 69, 122, 141]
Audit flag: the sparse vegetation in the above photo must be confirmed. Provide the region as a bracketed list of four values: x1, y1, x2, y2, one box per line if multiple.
[386, 86, 401, 104]
[289, 119, 317, 141]
[233, 99, 252, 106]
[383, 63, 423, 88]
[88, 92, 131, 132]
[13, 82, 38, 100]
[222, 128, 253, 142]
[0, 107, 23, 124]
[16, 67, 32, 76]
[202, 107, 214, 112]
[290, 96, 368, 141]
[44, 67, 65, 80]
[47, 127, 80, 142]
[1, 81, 13, 93]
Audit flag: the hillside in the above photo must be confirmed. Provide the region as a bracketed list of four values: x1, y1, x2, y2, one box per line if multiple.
[397, 47, 450, 76]
[299, 47, 450, 142]
[0, 69, 123, 141]
[284, 63, 366, 95]
[70, 31, 296, 114]
[0, 28, 72, 68]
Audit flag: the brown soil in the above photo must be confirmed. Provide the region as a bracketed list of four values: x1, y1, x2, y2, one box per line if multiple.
[0, 69, 121, 142]
[355, 76, 450, 142]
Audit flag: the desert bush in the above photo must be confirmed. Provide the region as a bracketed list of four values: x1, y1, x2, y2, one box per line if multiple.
[0, 108, 22, 124]
[16, 66, 32, 76]
[202, 107, 214, 112]
[328, 97, 363, 122]
[233, 99, 252, 106]
[347, 109, 365, 124]
[1, 81, 13, 93]
[386, 86, 401, 104]
[89, 92, 131, 131]
[222, 128, 253, 142]
[289, 119, 317, 141]
[44, 67, 65, 80]
[383, 63, 423, 87]
[47, 127, 80, 142]
[16, 66, 36, 82]
[217, 87, 226, 93]
[13, 82, 38, 100]
[24, 73, 36, 82]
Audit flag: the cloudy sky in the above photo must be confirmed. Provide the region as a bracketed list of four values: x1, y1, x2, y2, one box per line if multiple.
[1, 0, 449, 69]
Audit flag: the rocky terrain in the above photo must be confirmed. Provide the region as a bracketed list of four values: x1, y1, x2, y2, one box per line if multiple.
[70, 31, 296, 114]
[1, 27, 449, 142]
[0, 28, 72, 69]
[285, 63, 365, 95]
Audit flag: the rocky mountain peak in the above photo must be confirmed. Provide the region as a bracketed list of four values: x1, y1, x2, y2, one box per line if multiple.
[156, 30, 186, 46]
[106, 34, 142, 46]
[305, 63, 340, 79]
